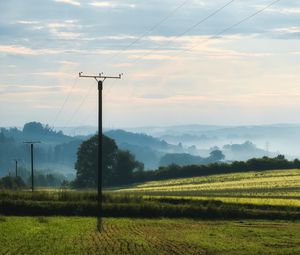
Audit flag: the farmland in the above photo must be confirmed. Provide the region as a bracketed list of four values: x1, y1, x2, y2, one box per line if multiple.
[1, 169, 300, 254]
[0, 217, 300, 255]
[1, 169, 300, 220]
[113, 169, 300, 207]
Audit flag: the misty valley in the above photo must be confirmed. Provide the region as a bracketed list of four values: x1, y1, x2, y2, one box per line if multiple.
[1, 122, 299, 186]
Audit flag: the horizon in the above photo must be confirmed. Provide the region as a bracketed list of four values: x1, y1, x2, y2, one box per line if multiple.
[4, 121, 300, 130]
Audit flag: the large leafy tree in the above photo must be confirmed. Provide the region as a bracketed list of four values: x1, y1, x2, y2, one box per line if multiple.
[73, 135, 142, 188]
[114, 150, 144, 185]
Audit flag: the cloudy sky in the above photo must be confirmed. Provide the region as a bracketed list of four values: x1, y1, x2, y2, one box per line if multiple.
[0, 0, 300, 128]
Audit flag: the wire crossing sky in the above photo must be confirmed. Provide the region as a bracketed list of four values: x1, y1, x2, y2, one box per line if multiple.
[0, 0, 300, 128]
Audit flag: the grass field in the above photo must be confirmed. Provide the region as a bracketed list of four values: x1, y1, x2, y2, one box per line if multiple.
[1, 169, 300, 219]
[0, 217, 299, 255]
[1, 169, 300, 254]
[113, 169, 300, 207]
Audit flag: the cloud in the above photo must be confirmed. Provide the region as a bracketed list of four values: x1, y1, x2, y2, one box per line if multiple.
[16, 20, 40, 25]
[134, 95, 239, 105]
[264, 7, 300, 14]
[273, 27, 300, 34]
[57, 60, 78, 66]
[33, 104, 60, 109]
[138, 94, 169, 99]
[47, 21, 82, 39]
[31, 72, 75, 78]
[89, 1, 135, 8]
[0, 85, 62, 96]
[52, 31, 81, 39]
[0, 45, 61, 55]
[54, 0, 81, 6]
[118, 35, 272, 62]
[0, 45, 38, 55]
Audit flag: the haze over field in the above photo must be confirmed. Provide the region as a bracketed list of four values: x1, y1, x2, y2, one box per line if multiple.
[59, 123, 300, 159]
[2, 122, 300, 180]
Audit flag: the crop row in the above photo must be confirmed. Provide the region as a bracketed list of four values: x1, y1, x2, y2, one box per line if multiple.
[1, 217, 300, 255]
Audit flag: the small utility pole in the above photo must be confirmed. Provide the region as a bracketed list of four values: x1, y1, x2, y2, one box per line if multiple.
[79, 72, 122, 232]
[12, 159, 20, 177]
[23, 141, 41, 192]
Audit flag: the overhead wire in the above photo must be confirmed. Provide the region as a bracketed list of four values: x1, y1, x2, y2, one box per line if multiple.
[39, 76, 79, 141]
[102, 0, 281, 119]
[103, 0, 191, 96]
[171, 0, 282, 60]
[128, 0, 237, 65]
[61, 81, 95, 128]
[55, 0, 190, 127]
[101, 0, 191, 65]
[45, 0, 282, 133]
[127, 0, 281, 67]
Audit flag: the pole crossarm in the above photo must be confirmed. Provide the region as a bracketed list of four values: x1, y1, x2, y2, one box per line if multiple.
[23, 141, 41, 144]
[79, 72, 123, 82]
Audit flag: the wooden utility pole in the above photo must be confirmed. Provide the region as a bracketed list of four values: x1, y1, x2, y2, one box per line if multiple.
[79, 72, 122, 232]
[12, 159, 20, 177]
[23, 141, 41, 192]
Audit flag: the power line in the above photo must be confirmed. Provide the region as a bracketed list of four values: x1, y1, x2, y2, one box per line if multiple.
[102, 0, 190, 64]
[129, 0, 236, 65]
[52, 77, 79, 126]
[127, 0, 281, 66]
[102, 0, 192, 96]
[62, 81, 95, 127]
[79, 99, 98, 126]
[178, 0, 282, 57]
[39, 76, 79, 141]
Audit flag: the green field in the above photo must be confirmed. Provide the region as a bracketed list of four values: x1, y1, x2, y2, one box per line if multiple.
[113, 169, 300, 207]
[1, 169, 300, 219]
[0, 217, 299, 255]
[1, 169, 300, 254]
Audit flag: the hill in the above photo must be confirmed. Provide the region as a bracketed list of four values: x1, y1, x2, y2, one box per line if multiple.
[114, 168, 300, 207]
[0, 122, 84, 178]
[105, 129, 183, 169]
[127, 124, 300, 160]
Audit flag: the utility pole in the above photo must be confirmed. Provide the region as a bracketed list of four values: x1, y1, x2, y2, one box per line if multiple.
[12, 159, 20, 177]
[79, 72, 122, 232]
[23, 141, 41, 192]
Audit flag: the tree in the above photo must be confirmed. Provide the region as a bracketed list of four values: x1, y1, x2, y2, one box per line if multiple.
[73, 135, 143, 188]
[208, 150, 225, 162]
[0, 176, 26, 189]
[23, 122, 45, 134]
[114, 150, 143, 185]
[73, 135, 118, 188]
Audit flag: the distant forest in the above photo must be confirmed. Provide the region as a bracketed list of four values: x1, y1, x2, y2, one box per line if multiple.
[0, 122, 83, 178]
[0, 122, 228, 176]
[132, 155, 300, 184]
[0, 121, 285, 188]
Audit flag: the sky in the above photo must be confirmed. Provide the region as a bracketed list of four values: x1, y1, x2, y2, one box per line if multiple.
[0, 0, 300, 128]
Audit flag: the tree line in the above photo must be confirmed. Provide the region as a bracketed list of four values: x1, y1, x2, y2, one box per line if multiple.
[2, 133, 299, 189]
[132, 155, 300, 183]
[72, 135, 300, 188]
